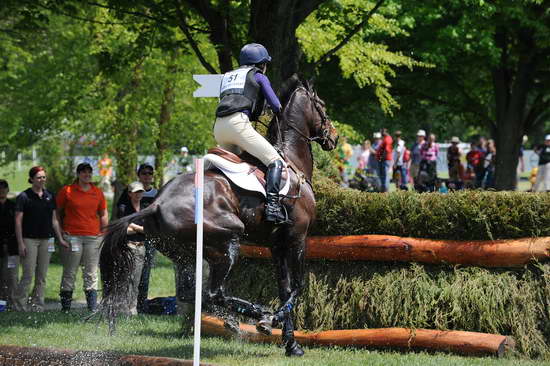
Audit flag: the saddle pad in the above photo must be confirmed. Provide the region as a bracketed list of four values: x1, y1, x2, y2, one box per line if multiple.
[203, 154, 290, 197]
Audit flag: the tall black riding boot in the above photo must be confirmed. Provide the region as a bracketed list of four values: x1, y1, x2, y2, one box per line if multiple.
[85, 289, 98, 312]
[60, 291, 73, 312]
[265, 160, 288, 224]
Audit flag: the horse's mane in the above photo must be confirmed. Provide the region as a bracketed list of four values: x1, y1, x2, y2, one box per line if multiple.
[268, 74, 310, 146]
[278, 74, 304, 109]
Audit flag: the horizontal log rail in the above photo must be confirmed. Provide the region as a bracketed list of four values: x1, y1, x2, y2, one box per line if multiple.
[239, 235, 550, 267]
[201, 315, 515, 357]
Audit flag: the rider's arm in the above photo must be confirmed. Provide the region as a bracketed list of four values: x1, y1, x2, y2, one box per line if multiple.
[255, 73, 281, 113]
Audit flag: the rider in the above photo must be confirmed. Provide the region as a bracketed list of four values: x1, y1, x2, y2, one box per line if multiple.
[214, 43, 287, 224]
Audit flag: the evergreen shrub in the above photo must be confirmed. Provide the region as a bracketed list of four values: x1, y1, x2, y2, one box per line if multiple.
[228, 175, 550, 359]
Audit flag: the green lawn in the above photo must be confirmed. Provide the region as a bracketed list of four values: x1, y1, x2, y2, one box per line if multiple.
[1, 309, 547, 366]
[1, 254, 548, 365]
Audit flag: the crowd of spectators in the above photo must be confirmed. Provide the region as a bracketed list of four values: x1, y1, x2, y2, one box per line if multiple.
[347, 129, 548, 193]
[0, 162, 163, 313]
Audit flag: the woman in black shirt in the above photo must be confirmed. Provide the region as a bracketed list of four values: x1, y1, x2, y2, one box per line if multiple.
[117, 181, 146, 315]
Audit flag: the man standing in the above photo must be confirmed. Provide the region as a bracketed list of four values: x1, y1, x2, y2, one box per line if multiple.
[376, 128, 393, 192]
[116, 163, 158, 313]
[410, 130, 426, 189]
[533, 135, 550, 192]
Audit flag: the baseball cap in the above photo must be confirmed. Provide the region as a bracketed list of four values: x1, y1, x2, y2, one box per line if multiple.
[181, 146, 189, 152]
[545, 134, 550, 141]
[373, 132, 382, 139]
[137, 163, 154, 174]
[76, 162, 93, 173]
[417, 129, 426, 137]
[128, 181, 145, 193]
[451, 136, 460, 143]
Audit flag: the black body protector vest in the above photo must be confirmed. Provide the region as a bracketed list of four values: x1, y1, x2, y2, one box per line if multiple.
[215, 66, 265, 121]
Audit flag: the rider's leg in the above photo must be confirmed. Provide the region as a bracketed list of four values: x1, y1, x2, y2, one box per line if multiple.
[265, 160, 287, 223]
[214, 112, 288, 224]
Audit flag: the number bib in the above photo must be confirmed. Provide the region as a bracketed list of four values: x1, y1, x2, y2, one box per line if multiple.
[219, 67, 253, 97]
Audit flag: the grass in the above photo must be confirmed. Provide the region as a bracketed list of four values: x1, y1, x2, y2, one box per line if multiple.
[1, 310, 548, 366]
[1, 255, 549, 365]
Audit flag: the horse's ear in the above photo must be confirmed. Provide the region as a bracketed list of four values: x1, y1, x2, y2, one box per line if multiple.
[304, 77, 315, 91]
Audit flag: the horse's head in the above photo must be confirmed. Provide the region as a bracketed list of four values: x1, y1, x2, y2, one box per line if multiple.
[302, 80, 339, 151]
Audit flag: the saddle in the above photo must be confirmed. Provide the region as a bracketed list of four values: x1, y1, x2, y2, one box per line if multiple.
[204, 148, 290, 197]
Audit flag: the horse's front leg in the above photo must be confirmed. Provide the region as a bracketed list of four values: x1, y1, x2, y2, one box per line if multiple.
[271, 236, 306, 357]
[205, 236, 272, 327]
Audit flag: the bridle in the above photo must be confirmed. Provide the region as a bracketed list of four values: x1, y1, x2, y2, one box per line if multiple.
[277, 86, 333, 147]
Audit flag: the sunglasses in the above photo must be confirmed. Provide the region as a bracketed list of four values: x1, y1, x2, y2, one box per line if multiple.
[140, 171, 154, 176]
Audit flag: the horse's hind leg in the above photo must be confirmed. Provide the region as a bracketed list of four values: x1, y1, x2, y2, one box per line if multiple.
[271, 238, 306, 357]
[205, 235, 272, 326]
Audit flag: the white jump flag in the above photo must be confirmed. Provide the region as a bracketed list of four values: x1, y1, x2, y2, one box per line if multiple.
[193, 157, 204, 366]
[193, 74, 223, 97]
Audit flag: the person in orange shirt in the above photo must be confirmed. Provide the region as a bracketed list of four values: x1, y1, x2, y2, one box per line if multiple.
[56, 163, 108, 312]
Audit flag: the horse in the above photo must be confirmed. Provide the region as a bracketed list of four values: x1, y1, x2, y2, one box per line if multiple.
[99, 74, 339, 357]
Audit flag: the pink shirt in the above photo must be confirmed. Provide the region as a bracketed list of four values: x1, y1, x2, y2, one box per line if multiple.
[421, 143, 439, 161]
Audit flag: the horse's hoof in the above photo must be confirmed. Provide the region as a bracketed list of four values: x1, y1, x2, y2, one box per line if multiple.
[224, 318, 241, 335]
[256, 317, 273, 335]
[285, 341, 304, 357]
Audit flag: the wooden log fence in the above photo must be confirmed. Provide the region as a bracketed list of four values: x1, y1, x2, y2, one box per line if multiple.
[201, 315, 515, 357]
[239, 235, 550, 267]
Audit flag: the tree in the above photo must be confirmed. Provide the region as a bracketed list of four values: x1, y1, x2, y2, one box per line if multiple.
[392, 0, 550, 190]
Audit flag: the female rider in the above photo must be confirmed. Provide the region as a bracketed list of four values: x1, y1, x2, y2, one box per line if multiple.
[214, 43, 287, 224]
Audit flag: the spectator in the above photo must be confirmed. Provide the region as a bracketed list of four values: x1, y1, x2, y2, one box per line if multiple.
[393, 131, 408, 190]
[13, 167, 66, 312]
[117, 181, 147, 315]
[484, 139, 497, 189]
[533, 134, 550, 192]
[98, 153, 113, 193]
[178, 147, 193, 174]
[0, 179, 18, 309]
[116, 163, 158, 313]
[56, 163, 108, 312]
[376, 128, 393, 192]
[419, 133, 439, 191]
[357, 139, 371, 172]
[410, 130, 426, 188]
[338, 137, 354, 185]
[518, 135, 528, 187]
[368, 133, 382, 189]
[447, 136, 463, 188]
[467, 139, 486, 188]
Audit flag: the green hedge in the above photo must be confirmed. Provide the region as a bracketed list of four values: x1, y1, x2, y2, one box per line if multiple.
[228, 178, 550, 359]
[229, 260, 549, 359]
[311, 175, 550, 240]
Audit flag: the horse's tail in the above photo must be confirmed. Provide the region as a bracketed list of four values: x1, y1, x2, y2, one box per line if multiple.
[99, 204, 157, 331]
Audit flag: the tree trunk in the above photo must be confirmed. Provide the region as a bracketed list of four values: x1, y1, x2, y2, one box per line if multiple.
[249, 0, 325, 87]
[492, 28, 537, 191]
[154, 50, 178, 187]
[110, 63, 143, 218]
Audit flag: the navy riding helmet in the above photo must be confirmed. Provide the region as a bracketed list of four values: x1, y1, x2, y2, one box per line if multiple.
[239, 43, 272, 66]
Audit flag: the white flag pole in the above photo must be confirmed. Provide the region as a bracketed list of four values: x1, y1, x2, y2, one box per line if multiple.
[193, 157, 204, 366]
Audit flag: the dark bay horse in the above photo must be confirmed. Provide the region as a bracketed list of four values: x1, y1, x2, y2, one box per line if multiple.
[100, 75, 338, 356]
